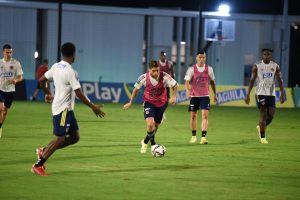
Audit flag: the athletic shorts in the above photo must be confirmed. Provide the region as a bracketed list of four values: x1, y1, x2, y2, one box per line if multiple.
[256, 95, 276, 109]
[188, 96, 210, 111]
[0, 90, 14, 108]
[53, 109, 79, 136]
[144, 101, 166, 124]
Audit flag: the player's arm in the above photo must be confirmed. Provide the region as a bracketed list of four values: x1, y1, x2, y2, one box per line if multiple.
[123, 87, 140, 110]
[210, 79, 217, 103]
[170, 62, 175, 79]
[39, 74, 53, 103]
[245, 64, 258, 104]
[169, 83, 178, 105]
[9, 74, 23, 85]
[75, 89, 105, 117]
[275, 65, 285, 104]
[185, 80, 191, 99]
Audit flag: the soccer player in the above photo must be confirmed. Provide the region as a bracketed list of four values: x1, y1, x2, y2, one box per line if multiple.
[31, 42, 105, 176]
[244, 48, 285, 144]
[123, 60, 178, 154]
[184, 50, 217, 144]
[0, 44, 24, 138]
[158, 51, 175, 121]
[31, 59, 48, 101]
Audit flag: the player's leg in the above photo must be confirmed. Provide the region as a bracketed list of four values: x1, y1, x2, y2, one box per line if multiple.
[256, 95, 268, 144]
[199, 97, 210, 144]
[140, 102, 155, 153]
[266, 97, 276, 126]
[188, 97, 199, 143]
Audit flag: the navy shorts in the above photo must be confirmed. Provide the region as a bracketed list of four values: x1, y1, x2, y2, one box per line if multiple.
[53, 109, 79, 136]
[144, 101, 166, 124]
[0, 90, 14, 108]
[188, 96, 210, 111]
[256, 95, 276, 109]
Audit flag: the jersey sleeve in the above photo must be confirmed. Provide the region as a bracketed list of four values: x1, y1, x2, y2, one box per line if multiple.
[184, 67, 193, 81]
[68, 68, 81, 90]
[16, 61, 23, 76]
[44, 65, 54, 80]
[208, 66, 215, 81]
[163, 72, 177, 87]
[134, 74, 146, 89]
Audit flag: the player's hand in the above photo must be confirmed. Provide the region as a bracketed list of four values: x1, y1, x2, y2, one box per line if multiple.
[8, 79, 17, 85]
[123, 102, 132, 110]
[45, 94, 53, 103]
[214, 95, 218, 104]
[244, 95, 250, 104]
[186, 90, 191, 99]
[169, 96, 176, 105]
[92, 104, 105, 117]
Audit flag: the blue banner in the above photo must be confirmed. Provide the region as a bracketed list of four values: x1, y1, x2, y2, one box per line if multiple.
[25, 80, 144, 103]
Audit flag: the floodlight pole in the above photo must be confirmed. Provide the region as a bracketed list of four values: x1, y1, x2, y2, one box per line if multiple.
[197, 0, 203, 51]
[57, 0, 62, 62]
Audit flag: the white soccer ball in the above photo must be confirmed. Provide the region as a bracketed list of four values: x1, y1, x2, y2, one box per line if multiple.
[151, 144, 166, 157]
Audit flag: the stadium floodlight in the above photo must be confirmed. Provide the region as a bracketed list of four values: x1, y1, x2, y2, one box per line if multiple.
[34, 51, 39, 59]
[218, 4, 230, 16]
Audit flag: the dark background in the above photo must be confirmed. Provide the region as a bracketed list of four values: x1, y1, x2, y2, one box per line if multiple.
[19, 0, 300, 15]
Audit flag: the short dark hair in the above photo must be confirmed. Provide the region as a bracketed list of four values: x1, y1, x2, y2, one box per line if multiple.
[61, 42, 76, 57]
[3, 44, 12, 50]
[43, 59, 48, 64]
[262, 48, 273, 53]
[160, 51, 166, 56]
[196, 50, 206, 55]
[149, 60, 158, 68]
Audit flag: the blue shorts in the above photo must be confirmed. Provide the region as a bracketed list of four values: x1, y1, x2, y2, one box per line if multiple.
[188, 96, 210, 111]
[144, 101, 166, 124]
[256, 95, 276, 109]
[53, 109, 79, 136]
[0, 90, 14, 108]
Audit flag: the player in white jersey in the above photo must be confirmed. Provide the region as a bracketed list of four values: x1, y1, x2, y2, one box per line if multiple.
[31, 42, 105, 176]
[0, 44, 24, 138]
[245, 48, 285, 144]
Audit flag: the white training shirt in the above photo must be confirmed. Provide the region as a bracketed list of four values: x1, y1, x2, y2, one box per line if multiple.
[255, 60, 278, 96]
[45, 60, 81, 115]
[184, 64, 215, 82]
[0, 58, 23, 92]
[134, 72, 177, 89]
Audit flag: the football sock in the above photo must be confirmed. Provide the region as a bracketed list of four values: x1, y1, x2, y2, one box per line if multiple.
[144, 131, 155, 144]
[192, 130, 196, 136]
[34, 157, 47, 167]
[150, 135, 156, 145]
[202, 131, 207, 137]
[260, 131, 265, 138]
[0, 123, 2, 128]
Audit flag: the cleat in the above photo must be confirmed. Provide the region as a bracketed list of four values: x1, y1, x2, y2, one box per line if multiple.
[256, 125, 261, 139]
[189, 136, 197, 143]
[0, 128, 2, 138]
[260, 138, 269, 144]
[200, 137, 208, 144]
[140, 140, 148, 153]
[31, 165, 48, 176]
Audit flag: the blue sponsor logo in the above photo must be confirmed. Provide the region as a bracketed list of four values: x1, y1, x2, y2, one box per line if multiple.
[263, 73, 273, 79]
[176, 90, 189, 104]
[0, 71, 13, 77]
[217, 88, 246, 105]
[275, 90, 287, 102]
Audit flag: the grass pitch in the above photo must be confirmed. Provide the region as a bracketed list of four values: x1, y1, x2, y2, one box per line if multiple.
[0, 101, 299, 200]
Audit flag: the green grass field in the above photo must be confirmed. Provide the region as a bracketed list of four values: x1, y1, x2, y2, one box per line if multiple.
[0, 101, 299, 200]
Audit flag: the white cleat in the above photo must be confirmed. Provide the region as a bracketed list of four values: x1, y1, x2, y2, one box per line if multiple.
[140, 140, 148, 153]
[189, 136, 197, 143]
[260, 138, 269, 144]
[200, 137, 208, 144]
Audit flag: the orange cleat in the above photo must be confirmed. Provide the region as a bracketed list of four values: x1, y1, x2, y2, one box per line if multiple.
[31, 165, 48, 176]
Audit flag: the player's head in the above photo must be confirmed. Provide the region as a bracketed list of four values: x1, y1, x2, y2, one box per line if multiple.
[159, 51, 167, 62]
[43, 59, 48, 65]
[261, 48, 272, 64]
[148, 60, 159, 79]
[61, 42, 76, 63]
[3, 44, 12, 61]
[196, 50, 206, 65]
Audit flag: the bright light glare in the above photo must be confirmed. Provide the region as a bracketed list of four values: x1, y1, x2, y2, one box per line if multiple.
[34, 51, 38, 59]
[218, 4, 230, 16]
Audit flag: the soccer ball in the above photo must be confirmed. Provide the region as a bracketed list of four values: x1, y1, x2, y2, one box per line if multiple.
[151, 144, 166, 157]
